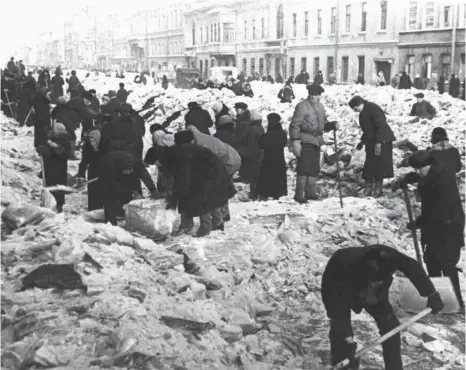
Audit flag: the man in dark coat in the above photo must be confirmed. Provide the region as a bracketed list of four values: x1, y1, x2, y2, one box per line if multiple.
[116, 83, 129, 103]
[256, 113, 287, 200]
[413, 74, 424, 90]
[449, 74, 460, 98]
[278, 82, 295, 103]
[38, 70, 51, 89]
[153, 138, 232, 237]
[130, 108, 146, 137]
[410, 92, 436, 119]
[398, 72, 412, 90]
[213, 101, 231, 127]
[290, 84, 338, 203]
[7, 57, 15, 72]
[88, 89, 100, 113]
[238, 71, 245, 83]
[31, 87, 52, 150]
[438, 76, 445, 94]
[349, 96, 396, 198]
[1, 71, 18, 118]
[234, 102, 251, 149]
[428, 127, 462, 175]
[356, 74, 365, 85]
[322, 244, 444, 370]
[101, 95, 117, 120]
[314, 71, 324, 85]
[243, 83, 254, 98]
[17, 77, 36, 126]
[99, 151, 158, 225]
[108, 90, 122, 114]
[237, 110, 265, 199]
[18, 60, 26, 76]
[51, 70, 65, 103]
[400, 150, 465, 310]
[214, 115, 237, 149]
[184, 101, 213, 135]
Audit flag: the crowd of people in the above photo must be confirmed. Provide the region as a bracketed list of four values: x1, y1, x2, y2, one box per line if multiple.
[1, 58, 465, 369]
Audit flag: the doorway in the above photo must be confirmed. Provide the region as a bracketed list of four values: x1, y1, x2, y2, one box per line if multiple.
[375, 61, 391, 84]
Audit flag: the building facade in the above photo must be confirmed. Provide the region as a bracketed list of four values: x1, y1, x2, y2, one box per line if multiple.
[398, 1, 465, 84]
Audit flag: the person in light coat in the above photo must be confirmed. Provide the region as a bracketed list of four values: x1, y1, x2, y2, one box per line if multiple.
[186, 125, 240, 222]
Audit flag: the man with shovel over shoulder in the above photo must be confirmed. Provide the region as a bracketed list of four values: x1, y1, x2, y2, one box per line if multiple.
[400, 149, 465, 311]
[321, 244, 444, 370]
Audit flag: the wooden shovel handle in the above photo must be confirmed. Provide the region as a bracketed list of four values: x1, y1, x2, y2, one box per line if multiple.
[331, 308, 432, 369]
[402, 188, 423, 265]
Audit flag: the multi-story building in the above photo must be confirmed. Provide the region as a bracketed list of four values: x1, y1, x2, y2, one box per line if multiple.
[398, 2, 465, 83]
[36, 30, 65, 68]
[147, 2, 186, 73]
[185, 0, 286, 80]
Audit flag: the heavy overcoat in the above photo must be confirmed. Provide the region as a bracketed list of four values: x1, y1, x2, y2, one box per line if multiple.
[237, 120, 265, 181]
[185, 106, 213, 135]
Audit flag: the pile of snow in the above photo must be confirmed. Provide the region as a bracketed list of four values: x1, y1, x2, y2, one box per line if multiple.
[1, 80, 465, 369]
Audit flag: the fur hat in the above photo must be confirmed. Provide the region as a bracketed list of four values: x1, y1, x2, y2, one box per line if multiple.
[119, 103, 133, 114]
[174, 130, 195, 145]
[108, 90, 117, 98]
[250, 111, 262, 122]
[267, 113, 281, 123]
[431, 127, 448, 144]
[218, 115, 233, 126]
[414, 92, 424, 98]
[348, 95, 365, 108]
[306, 84, 324, 95]
[234, 102, 248, 110]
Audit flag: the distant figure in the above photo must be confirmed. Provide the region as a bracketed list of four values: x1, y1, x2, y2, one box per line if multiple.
[314, 70, 324, 85]
[413, 74, 425, 90]
[356, 74, 364, 85]
[438, 76, 445, 94]
[398, 72, 412, 90]
[377, 71, 386, 86]
[391, 74, 399, 88]
[410, 92, 436, 119]
[449, 74, 460, 98]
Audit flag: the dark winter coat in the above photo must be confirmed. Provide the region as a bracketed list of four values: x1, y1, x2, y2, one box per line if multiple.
[185, 106, 213, 135]
[358, 101, 395, 145]
[159, 143, 231, 218]
[410, 100, 436, 119]
[214, 104, 231, 127]
[214, 120, 237, 149]
[31, 93, 51, 147]
[278, 85, 295, 103]
[235, 110, 252, 148]
[237, 120, 265, 181]
[429, 142, 462, 175]
[130, 110, 146, 137]
[256, 122, 287, 198]
[321, 244, 436, 339]
[449, 77, 460, 98]
[51, 75, 65, 100]
[116, 88, 129, 103]
[67, 97, 95, 136]
[398, 73, 412, 89]
[100, 116, 143, 159]
[51, 104, 79, 140]
[110, 97, 122, 114]
[101, 102, 117, 120]
[244, 89, 254, 98]
[17, 82, 35, 126]
[38, 72, 51, 89]
[413, 77, 425, 90]
[438, 77, 445, 94]
[414, 162, 465, 258]
[314, 74, 324, 85]
[81, 127, 104, 210]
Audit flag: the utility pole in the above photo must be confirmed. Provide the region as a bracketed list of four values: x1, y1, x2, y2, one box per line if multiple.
[451, 4, 457, 75]
[334, 0, 340, 82]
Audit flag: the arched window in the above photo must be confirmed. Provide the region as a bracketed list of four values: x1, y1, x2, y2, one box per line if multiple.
[276, 4, 284, 39]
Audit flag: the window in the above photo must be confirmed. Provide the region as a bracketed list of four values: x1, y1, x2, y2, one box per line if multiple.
[277, 5, 284, 38]
[441, 53, 451, 78]
[292, 13, 297, 37]
[358, 56, 365, 77]
[327, 57, 334, 80]
[380, 1, 387, 30]
[317, 10, 322, 35]
[290, 57, 295, 77]
[461, 53, 465, 80]
[223, 23, 234, 43]
[275, 58, 281, 78]
[345, 5, 351, 33]
[409, 1, 418, 30]
[210, 25, 213, 42]
[425, 1, 435, 28]
[261, 18, 265, 39]
[192, 23, 196, 45]
[211, 59, 215, 68]
[422, 54, 432, 79]
[200, 60, 203, 76]
[253, 19, 256, 40]
[361, 3, 367, 32]
[213, 24, 217, 42]
[342, 56, 349, 82]
[406, 55, 415, 80]
[218, 23, 221, 42]
[244, 21, 247, 40]
[259, 58, 264, 76]
[251, 58, 255, 76]
[206, 27, 209, 43]
[301, 57, 307, 72]
[200, 27, 203, 44]
[242, 58, 247, 73]
[444, 6, 451, 27]
[314, 57, 320, 77]
[205, 59, 208, 77]
[304, 12, 309, 36]
[331, 7, 336, 34]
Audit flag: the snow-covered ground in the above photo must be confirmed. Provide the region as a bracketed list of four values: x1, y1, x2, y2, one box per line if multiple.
[1, 77, 465, 370]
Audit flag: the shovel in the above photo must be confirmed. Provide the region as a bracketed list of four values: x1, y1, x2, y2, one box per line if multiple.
[398, 188, 460, 314]
[39, 155, 57, 211]
[333, 129, 343, 208]
[47, 177, 99, 194]
[331, 308, 432, 369]
[3, 89, 15, 118]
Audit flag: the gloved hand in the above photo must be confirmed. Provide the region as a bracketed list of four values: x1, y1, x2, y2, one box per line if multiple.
[427, 291, 444, 315]
[165, 195, 178, 210]
[324, 121, 339, 132]
[36, 145, 50, 156]
[374, 143, 382, 156]
[291, 141, 302, 158]
[356, 142, 364, 151]
[150, 189, 163, 200]
[403, 172, 421, 185]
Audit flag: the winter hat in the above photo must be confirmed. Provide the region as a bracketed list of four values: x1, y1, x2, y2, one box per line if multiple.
[348, 95, 365, 109]
[108, 90, 117, 98]
[267, 113, 281, 123]
[174, 130, 195, 145]
[430, 127, 448, 144]
[234, 102, 248, 110]
[414, 92, 424, 98]
[119, 103, 133, 114]
[306, 84, 324, 95]
[212, 101, 223, 114]
[408, 150, 433, 169]
[188, 101, 199, 110]
[88, 89, 96, 95]
[57, 96, 67, 105]
[250, 111, 262, 122]
[218, 115, 233, 126]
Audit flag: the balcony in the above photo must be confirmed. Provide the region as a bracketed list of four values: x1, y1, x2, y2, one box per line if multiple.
[195, 42, 236, 55]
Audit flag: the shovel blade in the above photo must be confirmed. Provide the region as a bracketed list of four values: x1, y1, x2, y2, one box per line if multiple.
[397, 277, 461, 314]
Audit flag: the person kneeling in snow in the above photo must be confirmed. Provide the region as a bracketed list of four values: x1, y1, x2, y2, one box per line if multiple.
[322, 244, 444, 370]
[399, 150, 465, 310]
[256, 113, 288, 200]
[99, 151, 160, 225]
[151, 132, 232, 238]
[410, 93, 436, 119]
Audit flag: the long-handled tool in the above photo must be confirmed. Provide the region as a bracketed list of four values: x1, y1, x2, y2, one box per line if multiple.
[333, 129, 343, 208]
[398, 188, 460, 313]
[331, 308, 432, 370]
[47, 177, 99, 194]
[3, 89, 15, 118]
[23, 106, 34, 127]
